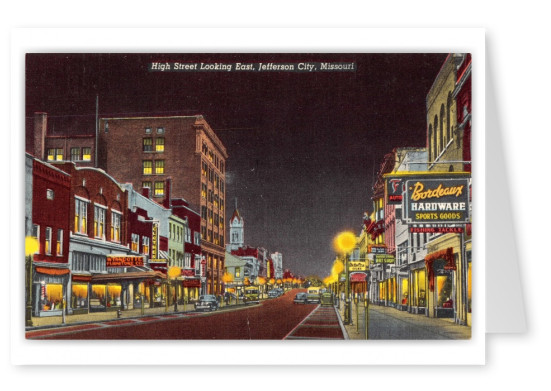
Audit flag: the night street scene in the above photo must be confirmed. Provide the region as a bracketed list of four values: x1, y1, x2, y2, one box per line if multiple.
[24, 53, 472, 340]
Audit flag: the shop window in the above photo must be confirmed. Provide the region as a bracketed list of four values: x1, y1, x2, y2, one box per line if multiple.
[94, 205, 106, 239]
[131, 233, 139, 252]
[82, 147, 92, 161]
[156, 137, 165, 152]
[71, 283, 89, 310]
[111, 212, 121, 242]
[155, 160, 165, 174]
[56, 229, 63, 256]
[71, 147, 81, 161]
[45, 227, 52, 255]
[41, 283, 63, 311]
[154, 181, 164, 196]
[143, 160, 153, 175]
[143, 138, 153, 152]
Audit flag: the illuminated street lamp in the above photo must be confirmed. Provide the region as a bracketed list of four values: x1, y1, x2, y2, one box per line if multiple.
[334, 231, 356, 325]
[25, 236, 39, 327]
[168, 266, 182, 312]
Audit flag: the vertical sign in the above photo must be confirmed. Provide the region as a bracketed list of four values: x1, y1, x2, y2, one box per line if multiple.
[151, 222, 158, 259]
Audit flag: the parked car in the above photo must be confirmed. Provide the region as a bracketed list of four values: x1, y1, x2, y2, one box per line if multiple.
[293, 292, 308, 304]
[194, 295, 219, 312]
[267, 290, 279, 299]
[320, 292, 334, 307]
[275, 288, 284, 296]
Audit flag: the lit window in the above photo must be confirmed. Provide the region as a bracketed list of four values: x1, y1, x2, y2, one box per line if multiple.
[236, 267, 241, 278]
[131, 233, 139, 252]
[56, 148, 63, 161]
[208, 151, 214, 162]
[75, 198, 88, 234]
[45, 227, 52, 255]
[111, 212, 121, 242]
[202, 161, 207, 177]
[142, 236, 150, 255]
[57, 229, 63, 256]
[143, 138, 153, 152]
[156, 137, 164, 152]
[154, 181, 164, 196]
[82, 147, 92, 161]
[71, 147, 81, 161]
[94, 205, 105, 239]
[155, 160, 164, 174]
[143, 160, 153, 175]
[47, 149, 55, 161]
[201, 183, 207, 199]
[220, 199, 224, 212]
[142, 181, 152, 191]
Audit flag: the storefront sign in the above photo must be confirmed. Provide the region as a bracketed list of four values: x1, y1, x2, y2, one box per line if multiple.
[106, 255, 144, 267]
[405, 178, 470, 224]
[369, 245, 386, 254]
[385, 177, 406, 205]
[350, 272, 367, 282]
[374, 254, 395, 264]
[349, 261, 366, 271]
[409, 227, 464, 234]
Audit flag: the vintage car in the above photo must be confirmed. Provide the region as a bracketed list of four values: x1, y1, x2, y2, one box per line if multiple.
[306, 286, 322, 304]
[243, 286, 260, 304]
[293, 292, 308, 304]
[320, 292, 334, 307]
[194, 295, 219, 312]
[267, 290, 279, 299]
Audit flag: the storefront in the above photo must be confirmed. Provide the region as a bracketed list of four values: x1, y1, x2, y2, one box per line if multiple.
[425, 247, 456, 319]
[32, 264, 70, 317]
[409, 262, 427, 315]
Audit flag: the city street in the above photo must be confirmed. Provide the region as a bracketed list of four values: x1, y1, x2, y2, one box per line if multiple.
[26, 289, 331, 340]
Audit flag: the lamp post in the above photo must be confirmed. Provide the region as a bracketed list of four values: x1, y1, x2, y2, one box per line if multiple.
[25, 237, 39, 327]
[334, 232, 356, 325]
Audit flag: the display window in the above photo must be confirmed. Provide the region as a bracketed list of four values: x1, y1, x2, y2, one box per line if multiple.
[41, 283, 63, 311]
[107, 284, 122, 307]
[91, 284, 106, 305]
[412, 269, 426, 307]
[401, 278, 409, 305]
[437, 274, 453, 308]
[71, 283, 89, 309]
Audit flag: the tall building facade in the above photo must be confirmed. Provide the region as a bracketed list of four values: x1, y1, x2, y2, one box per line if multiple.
[97, 115, 228, 295]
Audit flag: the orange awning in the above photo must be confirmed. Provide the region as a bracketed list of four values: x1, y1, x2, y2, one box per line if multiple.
[35, 267, 70, 276]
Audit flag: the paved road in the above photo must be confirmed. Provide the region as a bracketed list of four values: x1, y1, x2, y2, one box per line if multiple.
[26, 289, 322, 340]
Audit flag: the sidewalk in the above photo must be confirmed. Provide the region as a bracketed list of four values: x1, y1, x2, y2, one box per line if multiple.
[337, 300, 471, 340]
[27, 300, 246, 331]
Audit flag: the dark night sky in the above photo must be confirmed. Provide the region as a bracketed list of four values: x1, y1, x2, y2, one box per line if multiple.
[26, 53, 447, 278]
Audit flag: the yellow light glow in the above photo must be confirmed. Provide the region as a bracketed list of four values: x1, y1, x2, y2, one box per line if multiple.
[331, 259, 344, 275]
[222, 272, 234, 283]
[333, 232, 357, 254]
[25, 236, 39, 256]
[168, 266, 182, 279]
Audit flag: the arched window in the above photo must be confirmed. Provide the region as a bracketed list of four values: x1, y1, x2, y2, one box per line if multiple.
[440, 104, 445, 149]
[434, 115, 439, 156]
[447, 93, 452, 142]
[449, 165, 454, 172]
[428, 125, 433, 162]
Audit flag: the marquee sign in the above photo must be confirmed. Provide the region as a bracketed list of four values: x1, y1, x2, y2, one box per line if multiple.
[151, 222, 159, 259]
[349, 261, 367, 272]
[374, 254, 395, 264]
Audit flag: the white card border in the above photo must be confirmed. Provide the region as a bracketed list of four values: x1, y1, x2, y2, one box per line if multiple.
[10, 27, 486, 365]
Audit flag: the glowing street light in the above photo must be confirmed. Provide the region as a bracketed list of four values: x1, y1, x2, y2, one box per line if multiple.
[25, 236, 39, 327]
[334, 231, 357, 325]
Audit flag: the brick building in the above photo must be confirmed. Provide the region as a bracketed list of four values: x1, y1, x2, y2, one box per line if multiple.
[29, 155, 72, 317]
[97, 115, 228, 295]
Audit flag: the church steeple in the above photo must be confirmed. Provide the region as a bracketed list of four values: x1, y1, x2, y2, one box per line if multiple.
[228, 198, 244, 251]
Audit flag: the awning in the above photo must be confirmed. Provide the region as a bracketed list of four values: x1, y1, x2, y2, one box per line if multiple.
[35, 267, 70, 276]
[72, 274, 92, 282]
[350, 272, 367, 282]
[91, 270, 166, 284]
[183, 279, 201, 288]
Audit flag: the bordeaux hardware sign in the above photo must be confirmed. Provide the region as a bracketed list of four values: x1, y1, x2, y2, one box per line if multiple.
[404, 178, 470, 224]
